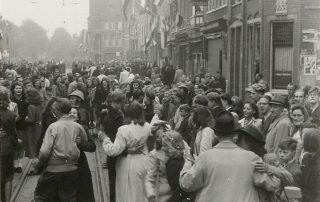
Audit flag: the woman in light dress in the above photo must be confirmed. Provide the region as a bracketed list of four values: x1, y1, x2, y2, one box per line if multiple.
[101, 101, 151, 202]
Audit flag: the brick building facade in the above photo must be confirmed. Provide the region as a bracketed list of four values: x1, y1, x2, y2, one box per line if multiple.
[166, 0, 320, 96]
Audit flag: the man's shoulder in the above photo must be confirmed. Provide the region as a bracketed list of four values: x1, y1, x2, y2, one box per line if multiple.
[52, 119, 82, 128]
[278, 116, 291, 125]
[200, 146, 259, 161]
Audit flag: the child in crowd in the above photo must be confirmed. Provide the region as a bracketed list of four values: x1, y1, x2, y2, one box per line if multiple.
[256, 139, 302, 201]
[177, 104, 192, 145]
[277, 139, 302, 187]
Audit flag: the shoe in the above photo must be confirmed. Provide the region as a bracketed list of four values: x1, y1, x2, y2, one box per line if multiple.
[15, 167, 23, 173]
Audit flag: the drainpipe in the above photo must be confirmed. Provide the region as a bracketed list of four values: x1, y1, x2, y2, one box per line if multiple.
[226, 0, 232, 93]
[241, 0, 247, 96]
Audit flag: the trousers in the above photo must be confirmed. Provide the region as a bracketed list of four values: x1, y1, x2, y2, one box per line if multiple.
[34, 170, 78, 202]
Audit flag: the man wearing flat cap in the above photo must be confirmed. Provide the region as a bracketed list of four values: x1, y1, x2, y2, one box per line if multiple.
[180, 111, 278, 202]
[265, 95, 292, 153]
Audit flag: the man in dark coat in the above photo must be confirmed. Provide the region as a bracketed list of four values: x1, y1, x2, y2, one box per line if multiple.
[99, 91, 126, 202]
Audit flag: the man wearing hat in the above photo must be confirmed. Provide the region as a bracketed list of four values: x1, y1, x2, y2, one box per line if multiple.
[180, 111, 276, 202]
[265, 95, 292, 153]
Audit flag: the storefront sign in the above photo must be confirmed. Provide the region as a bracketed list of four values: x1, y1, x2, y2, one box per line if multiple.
[302, 55, 317, 75]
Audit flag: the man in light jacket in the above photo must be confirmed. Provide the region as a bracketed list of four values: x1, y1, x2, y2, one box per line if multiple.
[34, 98, 88, 202]
[180, 111, 279, 202]
[265, 95, 292, 153]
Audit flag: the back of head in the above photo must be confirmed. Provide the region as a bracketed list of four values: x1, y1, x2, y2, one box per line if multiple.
[193, 105, 211, 128]
[193, 94, 209, 107]
[303, 128, 320, 153]
[111, 90, 126, 104]
[124, 101, 145, 126]
[0, 86, 10, 110]
[221, 93, 232, 106]
[162, 130, 185, 157]
[25, 87, 41, 105]
[54, 98, 72, 115]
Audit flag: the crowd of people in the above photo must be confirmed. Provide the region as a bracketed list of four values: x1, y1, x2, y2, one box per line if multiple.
[0, 60, 319, 202]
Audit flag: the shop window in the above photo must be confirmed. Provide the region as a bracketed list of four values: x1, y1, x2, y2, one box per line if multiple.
[272, 22, 293, 89]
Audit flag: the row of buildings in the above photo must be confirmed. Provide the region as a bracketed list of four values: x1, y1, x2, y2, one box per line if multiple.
[87, 0, 320, 96]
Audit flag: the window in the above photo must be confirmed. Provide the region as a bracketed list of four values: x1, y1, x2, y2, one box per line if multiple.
[118, 22, 122, 30]
[272, 22, 294, 89]
[105, 22, 109, 30]
[110, 22, 115, 30]
[191, 5, 204, 25]
[208, 0, 227, 11]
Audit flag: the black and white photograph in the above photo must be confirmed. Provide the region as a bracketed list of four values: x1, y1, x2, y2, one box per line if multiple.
[0, 0, 320, 202]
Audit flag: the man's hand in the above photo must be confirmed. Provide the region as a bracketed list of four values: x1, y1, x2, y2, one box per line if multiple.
[255, 161, 269, 173]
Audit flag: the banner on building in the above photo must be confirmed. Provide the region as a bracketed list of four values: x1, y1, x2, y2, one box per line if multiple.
[301, 55, 317, 75]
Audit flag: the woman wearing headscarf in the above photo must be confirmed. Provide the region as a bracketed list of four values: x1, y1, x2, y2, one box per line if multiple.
[289, 104, 311, 164]
[0, 86, 18, 202]
[163, 130, 194, 202]
[145, 121, 171, 202]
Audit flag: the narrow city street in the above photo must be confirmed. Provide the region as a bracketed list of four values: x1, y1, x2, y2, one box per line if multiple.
[10, 140, 109, 202]
[0, 0, 320, 201]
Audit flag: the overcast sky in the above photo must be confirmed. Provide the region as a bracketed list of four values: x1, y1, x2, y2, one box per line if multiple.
[0, 0, 89, 37]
